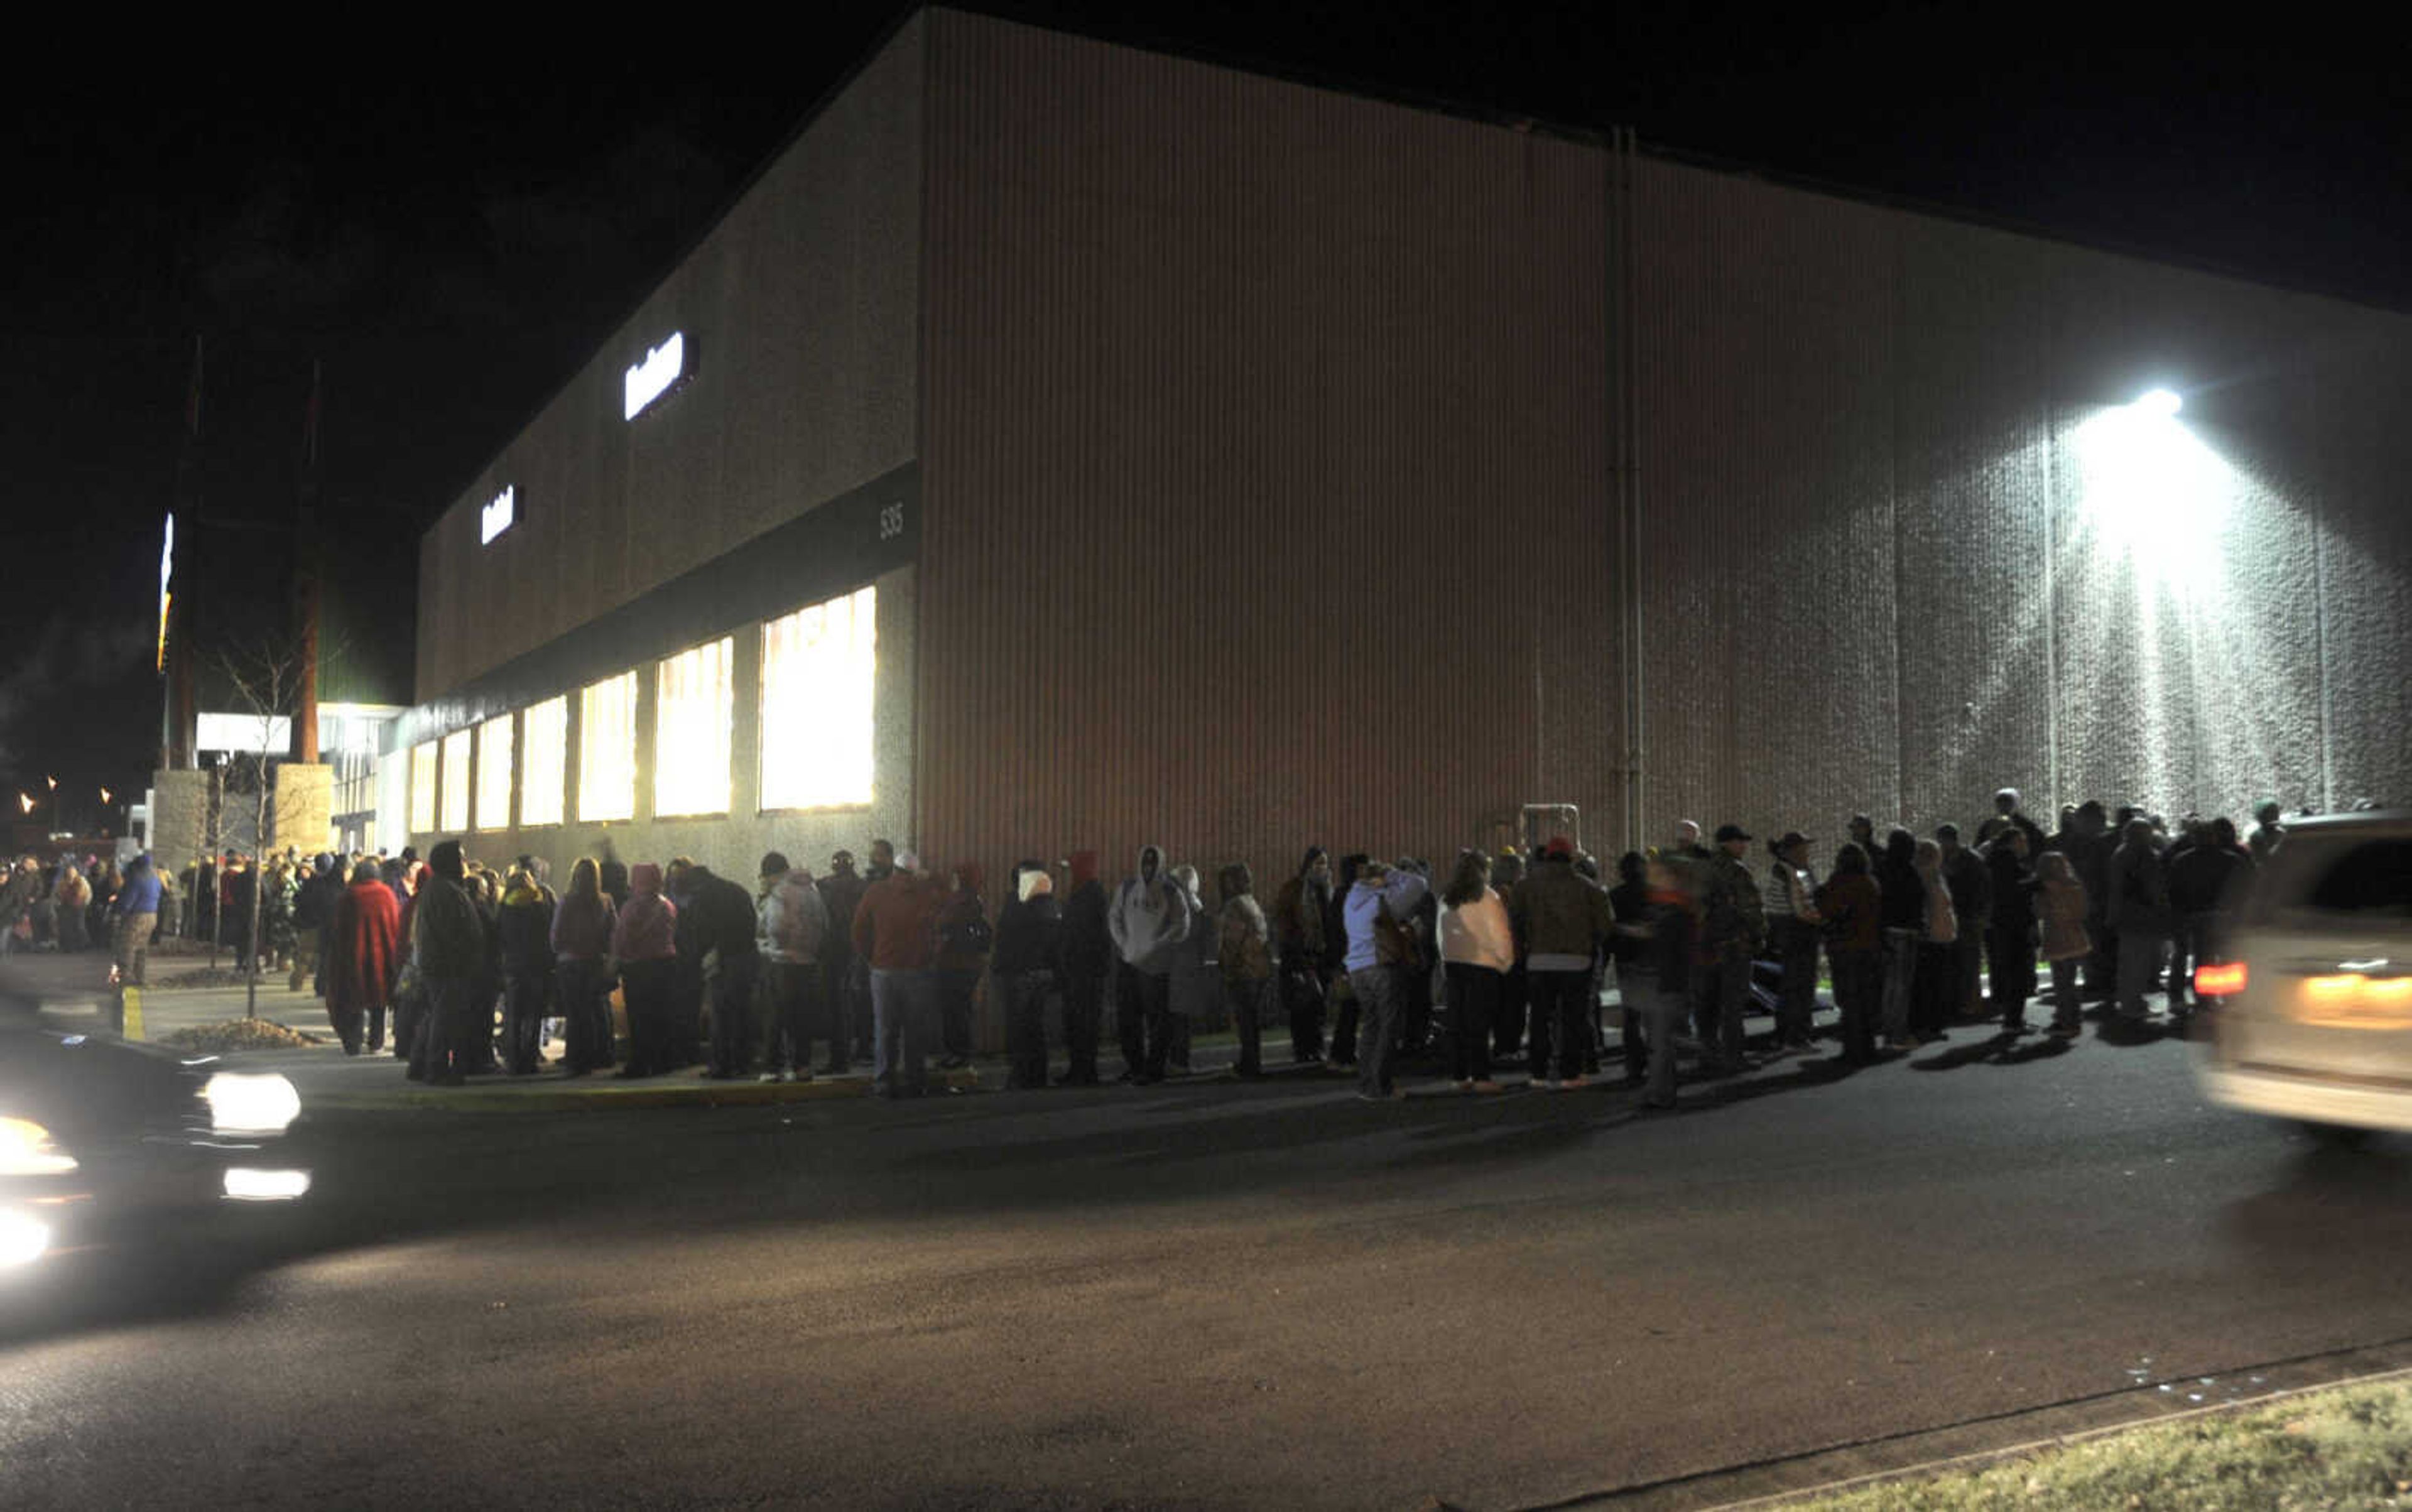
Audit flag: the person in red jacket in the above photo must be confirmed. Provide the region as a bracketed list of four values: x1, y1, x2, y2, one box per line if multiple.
[851, 852, 943, 1098]
[323, 860, 402, 1055]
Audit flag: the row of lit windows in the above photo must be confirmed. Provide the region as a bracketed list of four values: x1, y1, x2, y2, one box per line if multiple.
[405, 585, 876, 834]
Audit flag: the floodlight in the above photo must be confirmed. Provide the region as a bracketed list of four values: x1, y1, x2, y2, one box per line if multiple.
[2135, 388, 2183, 417]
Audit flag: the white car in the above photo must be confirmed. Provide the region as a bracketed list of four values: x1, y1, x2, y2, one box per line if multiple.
[2195, 810, 2412, 1145]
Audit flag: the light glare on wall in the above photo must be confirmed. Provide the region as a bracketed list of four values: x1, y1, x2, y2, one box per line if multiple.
[760, 586, 877, 810]
[2073, 394, 2234, 593]
[519, 697, 567, 828]
[475, 714, 514, 830]
[408, 742, 437, 835]
[655, 638, 733, 817]
[578, 672, 638, 823]
[440, 730, 472, 834]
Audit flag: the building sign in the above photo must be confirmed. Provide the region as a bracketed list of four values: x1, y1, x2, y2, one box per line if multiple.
[156, 512, 174, 672]
[195, 712, 293, 754]
[481, 486, 516, 545]
[622, 331, 688, 420]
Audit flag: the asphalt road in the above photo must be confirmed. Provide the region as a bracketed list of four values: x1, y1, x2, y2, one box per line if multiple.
[4, 996, 2410, 1511]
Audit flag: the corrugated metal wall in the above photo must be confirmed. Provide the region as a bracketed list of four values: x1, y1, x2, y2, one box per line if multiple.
[1632, 157, 2412, 848]
[917, 11, 1622, 886]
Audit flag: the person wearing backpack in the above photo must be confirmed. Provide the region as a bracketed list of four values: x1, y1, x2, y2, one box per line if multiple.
[935, 862, 993, 1071]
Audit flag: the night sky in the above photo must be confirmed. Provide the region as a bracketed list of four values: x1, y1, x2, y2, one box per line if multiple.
[8, 3, 2404, 830]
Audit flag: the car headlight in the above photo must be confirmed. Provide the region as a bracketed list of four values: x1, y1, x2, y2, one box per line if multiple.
[0, 1116, 77, 1177]
[0, 1207, 50, 1269]
[202, 1073, 302, 1136]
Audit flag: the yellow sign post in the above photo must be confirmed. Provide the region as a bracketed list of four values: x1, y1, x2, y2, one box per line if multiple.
[121, 986, 145, 1041]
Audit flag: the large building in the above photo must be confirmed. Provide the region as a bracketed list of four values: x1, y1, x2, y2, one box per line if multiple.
[389, 6, 2412, 893]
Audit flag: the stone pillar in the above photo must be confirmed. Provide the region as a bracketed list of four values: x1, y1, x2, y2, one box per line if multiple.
[148, 770, 212, 871]
[271, 763, 334, 855]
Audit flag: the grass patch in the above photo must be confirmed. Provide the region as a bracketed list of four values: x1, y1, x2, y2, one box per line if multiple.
[158, 1018, 327, 1053]
[1791, 1376, 2412, 1510]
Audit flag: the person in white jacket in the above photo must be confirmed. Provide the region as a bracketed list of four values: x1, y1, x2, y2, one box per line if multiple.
[1438, 849, 1515, 1092]
[1107, 844, 1192, 1084]
[756, 852, 832, 1082]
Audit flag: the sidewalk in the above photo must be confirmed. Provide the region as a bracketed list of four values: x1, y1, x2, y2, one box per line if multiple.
[47, 956, 1343, 1113]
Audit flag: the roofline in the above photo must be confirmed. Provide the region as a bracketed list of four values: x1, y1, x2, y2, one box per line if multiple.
[419, 0, 2411, 541]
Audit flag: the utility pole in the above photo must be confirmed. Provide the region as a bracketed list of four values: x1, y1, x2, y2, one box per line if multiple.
[164, 334, 204, 772]
[294, 358, 323, 765]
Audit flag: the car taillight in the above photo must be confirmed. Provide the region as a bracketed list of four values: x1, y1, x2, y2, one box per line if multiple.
[2194, 961, 2247, 998]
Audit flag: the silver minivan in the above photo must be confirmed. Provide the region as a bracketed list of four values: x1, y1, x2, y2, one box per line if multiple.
[2195, 810, 2412, 1145]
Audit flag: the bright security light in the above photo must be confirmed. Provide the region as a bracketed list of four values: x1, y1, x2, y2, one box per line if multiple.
[2135, 388, 2183, 417]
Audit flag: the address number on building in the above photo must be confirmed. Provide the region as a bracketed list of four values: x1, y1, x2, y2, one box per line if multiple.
[878, 503, 906, 541]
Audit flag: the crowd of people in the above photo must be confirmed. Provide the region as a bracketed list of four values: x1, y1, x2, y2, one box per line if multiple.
[46, 786, 2298, 1104]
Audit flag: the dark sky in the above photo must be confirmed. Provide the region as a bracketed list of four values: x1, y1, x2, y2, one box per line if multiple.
[8, 2, 2406, 827]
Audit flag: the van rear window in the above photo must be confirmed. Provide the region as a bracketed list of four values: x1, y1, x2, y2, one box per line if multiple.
[2280, 839, 2412, 918]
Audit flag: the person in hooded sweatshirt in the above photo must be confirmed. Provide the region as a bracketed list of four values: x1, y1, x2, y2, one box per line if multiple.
[1107, 844, 1192, 1084]
[323, 859, 401, 1056]
[1270, 848, 1332, 1063]
[1342, 858, 1431, 1099]
[756, 852, 830, 1082]
[496, 866, 558, 1075]
[993, 859, 1065, 1090]
[852, 851, 943, 1098]
[1056, 851, 1112, 1086]
[612, 863, 680, 1078]
[409, 840, 487, 1085]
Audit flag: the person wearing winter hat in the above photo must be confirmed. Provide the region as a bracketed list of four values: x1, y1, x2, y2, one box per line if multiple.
[993, 860, 1065, 1089]
[851, 849, 943, 1097]
[409, 840, 489, 1085]
[496, 867, 557, 1074]
[756, 852, 830, 1082]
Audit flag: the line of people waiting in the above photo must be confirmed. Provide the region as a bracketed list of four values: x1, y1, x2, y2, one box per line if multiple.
[254, 784, 2296, 1098]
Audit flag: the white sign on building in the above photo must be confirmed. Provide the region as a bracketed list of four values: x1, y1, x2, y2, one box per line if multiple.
[481, 485, 516, 545]
[195, 712, 293, 754]
[623, 331, 688, 420]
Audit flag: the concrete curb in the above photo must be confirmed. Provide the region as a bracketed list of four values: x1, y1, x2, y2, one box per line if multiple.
[1550, 1336, 2412, 1510]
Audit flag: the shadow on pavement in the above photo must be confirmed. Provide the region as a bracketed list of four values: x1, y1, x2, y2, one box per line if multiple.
[2219, 1136, 2412, 1281]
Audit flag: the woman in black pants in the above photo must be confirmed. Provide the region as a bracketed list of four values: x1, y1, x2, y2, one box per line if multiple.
[1437, 851, 1513, 1092]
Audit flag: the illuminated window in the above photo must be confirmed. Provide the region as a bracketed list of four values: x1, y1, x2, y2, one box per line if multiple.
[760, 585, 877, 810]
[440, 730, 472, 833]
[475, 714, 514, 831]
[578, 671, 638, 822]
[409, 742, 437, 834]
[654, 637, 732, 817]
[519, 696, 567, 828]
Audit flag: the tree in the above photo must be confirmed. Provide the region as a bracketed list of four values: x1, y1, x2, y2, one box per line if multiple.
[209, 633, 318, 1020]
